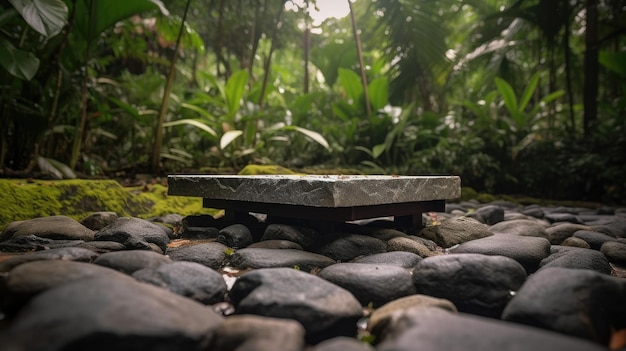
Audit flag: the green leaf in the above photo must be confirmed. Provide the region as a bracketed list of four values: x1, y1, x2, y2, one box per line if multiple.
[494, 77, 518, 113]
[0, 37, 40, 80]
[37, 156, 76, 179]
[163, 119, 217, 137]
[224, 70, 249, 118]
[599, 51, 626, 77]
[180, 102, 215, 120]
[368, 77, 389, 111]
[9, 0, 68, 37]
[74, 0, 168, 42]
[283, 126, 330, 150]
[519, 72, 540, 112]
[220, 130, 243, 149]
[338, 68, 363, 104]
[372, 143, 386, 159]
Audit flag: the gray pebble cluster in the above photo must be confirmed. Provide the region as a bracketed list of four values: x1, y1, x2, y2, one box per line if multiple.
[1, 200, 625, 351]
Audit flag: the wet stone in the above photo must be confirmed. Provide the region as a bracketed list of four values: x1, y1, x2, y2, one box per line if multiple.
[132, 261, 227, 305]
[216, 224, 254, 249]
[229, 267, 363, 343]
[228, 248, 336, 271]
[539, 245, 612, 274]
[166, 242, 228, 269]
[92, 250, 173, 274]
[318, 263, 416, 307]
[412, 253, 527, 318]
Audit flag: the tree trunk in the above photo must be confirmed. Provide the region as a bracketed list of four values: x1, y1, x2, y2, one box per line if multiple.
[583, 0, 599, 137]
[348, 0, 371, 116]
[151, 0, 192, 173]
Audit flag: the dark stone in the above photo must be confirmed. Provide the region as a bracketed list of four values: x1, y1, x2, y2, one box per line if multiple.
[412, 254, 526, 318]
[216, 224, 254, 249]
[468, 205, 505, 225]
[546, 223, 591, 244]
[386, 237, 434, 258]
[313, 233, 387, 262]
[367, 295, 457, 339]
[0, 260, 120, 314]
[183, 226, 220, 240]
[419, 217, 492, 248]
[80, 211, 119, 231]
[261, 224, 319, 248]
[573, 230, 617, 250]
[229, 267, 362, 343]
[318, 263, 416, 307]
[1, 216, 94, 242]
[520, 205, 545, 219]
[228, 248, 336, 271]
[489, 219, 547, 237]
[248, 239, 303, 250]
[0, 273, 223, 351]
[93, 250, 172, 274]
[539, 246, 611, 274]
[560, 236, 591, 248]
[545, 212, 583, 224]
[375, 308, 607, 351]
[77, 240, 127, 253]
[601, 241, 626, 265]
[445, 203, 466, 213]
[502, 267, 626, 345]
[210, 315, 305, 351]
[167, 242, 228, 270]
[451, 235, 551, 273]
[351, 251, 423, 268]
[94, 217, 170, 252]
[149, 213, 183, 226]
[132, 261, 227, 304]
[590, 216, 626, 238]
[182, 214, 222, 228]
[0, 235, 84, 252]
[314, 336, 375, 351]
[0, 247, 99, 272]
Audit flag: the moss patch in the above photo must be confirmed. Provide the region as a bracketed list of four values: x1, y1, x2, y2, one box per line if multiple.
[0, 179, 208, 231]
[238, 165, 303, 175]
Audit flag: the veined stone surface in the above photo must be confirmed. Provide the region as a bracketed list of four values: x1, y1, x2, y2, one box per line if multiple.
[167, 175, 461, 207]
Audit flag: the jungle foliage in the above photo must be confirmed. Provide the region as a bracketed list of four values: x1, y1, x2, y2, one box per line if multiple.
[0, 0, 624, 203]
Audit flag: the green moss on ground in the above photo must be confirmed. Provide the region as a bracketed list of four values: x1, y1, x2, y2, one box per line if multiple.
[0, 179, 208, 231]
[238, 164, 303, 175]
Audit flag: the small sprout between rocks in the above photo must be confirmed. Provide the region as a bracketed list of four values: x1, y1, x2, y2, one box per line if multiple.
[224, 248, 235, 256]
[293, 264, 300, 270]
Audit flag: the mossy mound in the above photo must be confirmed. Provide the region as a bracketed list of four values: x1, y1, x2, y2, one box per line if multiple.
[238, 165, 303, 175]
[0, 179, 207, 231]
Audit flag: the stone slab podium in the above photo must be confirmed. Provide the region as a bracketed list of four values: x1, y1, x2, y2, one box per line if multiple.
[167, 175, 461, 228]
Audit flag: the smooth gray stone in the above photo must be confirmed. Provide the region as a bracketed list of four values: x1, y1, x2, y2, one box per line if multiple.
[248, 239, 303, 250]
[77, 240, 127, 253]
[489, 219, 547, 237]
[0, 260, 120, 314]
[545, 223, 591, 245]
[0, 274, 223, 351]
[1, 215, 94, 242]
[93, 250, 173, 274]
[412, 254, 526, 318]
[0, 235, 84, 252]
[386, 237, 434, 258]
[80, 211, 119, 231]
[94, 217, 170, 252]
[168, 175, 461, 207]
[0, 247, 99, 272]
[229, 267, 362, 343]
[450, 234, 551, 273]
[573, 230, 617, 250]
[314, 336, 375, 351]
[560, 237, 591, 248]
[132, 261, 227, 305]
[210, 315, 305, 351]
[420, 217, 492, 248]
[166, 242, 229, 269]
[351, 251, 423, 268]
[318, 263, 416, 307]
[376, 308, 608, 351]
[601, 241, 626, 265]
[467, 205, 504, 225]
[228, 248, 336, 271]
[520, 205, 545, 219]
[148, 213, 184, 226]
[367, 295, 457, 338]
[545, 213, 583, 224]
[539, 246, 611, 274]
[589, 216, 626, 237]
[261, 224, 319, 248]
[313, 233, 387, 262]
[502, 267, 626, 345]
[216, 224, 253, 249]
